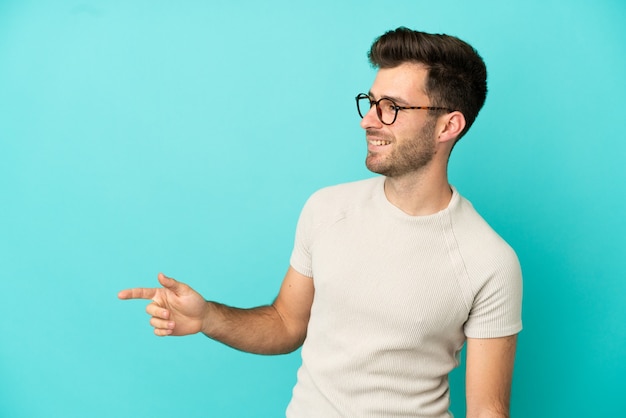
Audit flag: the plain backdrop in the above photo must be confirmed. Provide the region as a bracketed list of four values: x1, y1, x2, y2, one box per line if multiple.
[1, 1, 625, 417]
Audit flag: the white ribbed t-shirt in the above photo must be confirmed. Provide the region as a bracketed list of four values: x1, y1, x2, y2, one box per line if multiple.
[287, 176, 522, 418]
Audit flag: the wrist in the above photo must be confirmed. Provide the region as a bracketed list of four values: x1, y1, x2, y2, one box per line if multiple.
[200, 300, 219, 338]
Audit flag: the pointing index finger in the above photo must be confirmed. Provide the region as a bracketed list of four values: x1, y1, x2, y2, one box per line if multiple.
[117, 287, 158, 300]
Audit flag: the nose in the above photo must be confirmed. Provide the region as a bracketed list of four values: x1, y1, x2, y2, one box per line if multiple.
[360, 105, 382, 130]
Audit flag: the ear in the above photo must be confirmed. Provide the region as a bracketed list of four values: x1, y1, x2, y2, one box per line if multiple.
[436, 111, 466, 145]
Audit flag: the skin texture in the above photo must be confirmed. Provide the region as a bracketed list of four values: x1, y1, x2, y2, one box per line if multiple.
[118, 268, 314, 355]
[465, 335, 517, 418]
[361, 63, 466, 216]
[364, 66, 438, 178]
[118, 62, 517, 417]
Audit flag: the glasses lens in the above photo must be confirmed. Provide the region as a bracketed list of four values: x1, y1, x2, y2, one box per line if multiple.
[377, 98, 397, 125]
[356, 95, 372, 119]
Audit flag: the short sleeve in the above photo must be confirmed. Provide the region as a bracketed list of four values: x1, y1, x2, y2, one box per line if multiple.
[463, 248, 523, 338]
[289, 195, 315, 278]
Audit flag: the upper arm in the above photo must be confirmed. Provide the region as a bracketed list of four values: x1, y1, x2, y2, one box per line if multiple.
[465, 334, 518, 418]
[272, 266, 315, 348]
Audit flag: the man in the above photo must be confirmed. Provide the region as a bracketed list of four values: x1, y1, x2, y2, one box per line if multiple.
[119, 27, 522, 417]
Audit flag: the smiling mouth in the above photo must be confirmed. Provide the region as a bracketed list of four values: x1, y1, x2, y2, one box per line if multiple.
[368, 139, 391, 146]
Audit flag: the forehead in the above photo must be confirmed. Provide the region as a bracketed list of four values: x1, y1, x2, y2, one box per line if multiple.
[369, 62, 429, 103]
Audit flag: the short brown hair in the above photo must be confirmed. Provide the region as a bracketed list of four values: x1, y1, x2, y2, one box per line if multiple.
[368, 27, 487, 140]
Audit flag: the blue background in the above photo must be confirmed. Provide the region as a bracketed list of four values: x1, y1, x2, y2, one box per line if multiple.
[1, 1, 625, 417]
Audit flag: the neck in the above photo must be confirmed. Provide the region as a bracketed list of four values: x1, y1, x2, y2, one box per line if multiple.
[383, 166, 452, 216]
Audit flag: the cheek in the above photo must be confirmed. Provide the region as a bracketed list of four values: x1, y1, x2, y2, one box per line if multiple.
[393, 118, 426, 137]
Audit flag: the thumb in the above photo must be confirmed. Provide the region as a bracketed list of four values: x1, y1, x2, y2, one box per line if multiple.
[157, 273, 181, 293]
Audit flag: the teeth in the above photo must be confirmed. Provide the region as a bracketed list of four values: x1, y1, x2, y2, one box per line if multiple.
[369, 140, 391, 146]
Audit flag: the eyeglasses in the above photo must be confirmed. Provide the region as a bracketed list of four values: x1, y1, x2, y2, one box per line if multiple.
[355, 93, 453, 125]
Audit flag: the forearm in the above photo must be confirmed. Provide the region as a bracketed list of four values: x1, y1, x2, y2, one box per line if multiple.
[202, 301, 305, 355]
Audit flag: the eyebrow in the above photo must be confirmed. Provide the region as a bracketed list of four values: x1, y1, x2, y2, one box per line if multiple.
[368, 91, 411, 106]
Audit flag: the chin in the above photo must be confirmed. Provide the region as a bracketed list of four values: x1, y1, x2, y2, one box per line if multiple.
[365, 162, 391, 176]
[366, 156, 384, 172]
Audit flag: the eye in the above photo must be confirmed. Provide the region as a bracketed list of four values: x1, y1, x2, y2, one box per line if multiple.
[380, 99, 397, 113]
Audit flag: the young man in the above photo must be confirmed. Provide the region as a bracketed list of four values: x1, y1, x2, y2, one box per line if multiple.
[119, 27, 522, 417]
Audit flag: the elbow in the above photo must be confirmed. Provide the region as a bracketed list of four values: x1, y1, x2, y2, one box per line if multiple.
[466, 406, 510, 418]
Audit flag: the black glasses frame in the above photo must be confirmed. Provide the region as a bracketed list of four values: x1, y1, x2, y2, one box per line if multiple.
[355, 93, 453, 125]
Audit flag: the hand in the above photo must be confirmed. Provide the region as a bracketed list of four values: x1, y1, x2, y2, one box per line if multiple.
[118, 273, 208, 336]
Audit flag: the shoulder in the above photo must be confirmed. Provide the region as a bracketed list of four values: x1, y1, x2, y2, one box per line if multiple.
[295, 177, 382, 234]
[304, 176, 382, 212]
[450, 191, 521, 283]
[450, 191, 523, 337]
[452, 193, 517, 255]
